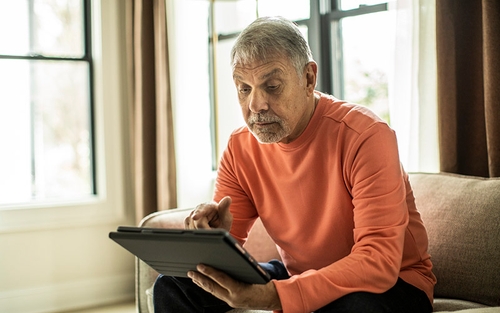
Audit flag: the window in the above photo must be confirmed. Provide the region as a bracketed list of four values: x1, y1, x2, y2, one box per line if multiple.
[326, 0, 394, 122]
[0, 0, 95, 205]
[167, 0, 408, 206]
[0, 0, 129, 232]
[210, 0, 394, 165]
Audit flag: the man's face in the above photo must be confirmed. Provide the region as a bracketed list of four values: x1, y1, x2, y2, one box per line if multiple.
[232, 57, 314, 144]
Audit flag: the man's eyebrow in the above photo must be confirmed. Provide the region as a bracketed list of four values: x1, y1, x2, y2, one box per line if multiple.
[260, 68, 285, 80]
[233, 73, 244, 81]
[233, 68, 285, 81]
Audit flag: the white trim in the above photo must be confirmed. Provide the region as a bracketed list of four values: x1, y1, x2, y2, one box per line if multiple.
[0, 273, 134, 313]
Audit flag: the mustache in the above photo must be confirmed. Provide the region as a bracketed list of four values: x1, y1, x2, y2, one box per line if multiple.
[247, 113, 281, 124]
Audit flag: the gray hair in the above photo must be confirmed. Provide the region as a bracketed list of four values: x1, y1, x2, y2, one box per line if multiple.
[230, 16, 314, 77]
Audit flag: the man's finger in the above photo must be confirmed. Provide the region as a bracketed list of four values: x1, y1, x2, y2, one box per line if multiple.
[188, 268, 229, 298]
[216, 196, 233, 230]
[196, 264, 239, 291]
[189, 203, 218, 229]
[191, 203, 214, 220]
[218, 196, 232, 215]
[192, 216, 211, 229]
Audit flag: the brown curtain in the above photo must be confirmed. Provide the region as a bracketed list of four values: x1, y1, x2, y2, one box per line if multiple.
[436, 0, 500, 178]
[126, 0, 177, 223]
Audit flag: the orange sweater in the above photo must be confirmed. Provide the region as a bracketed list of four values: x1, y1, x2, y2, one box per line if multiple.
[214, 92, 436, 313]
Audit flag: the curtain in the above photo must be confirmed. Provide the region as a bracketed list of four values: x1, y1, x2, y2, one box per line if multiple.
[389, 0, 439, 173]
[126, 0, 177, 223]
[436, 0, 500, 178]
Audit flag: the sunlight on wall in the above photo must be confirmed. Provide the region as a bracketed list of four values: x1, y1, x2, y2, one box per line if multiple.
[168, 0, 216, 208]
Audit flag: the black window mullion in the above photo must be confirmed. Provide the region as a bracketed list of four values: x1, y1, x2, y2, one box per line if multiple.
[83, 0, 92, 61]
[307, 0, 325, 92]
[28, 0, 37, 198]
[0, 54, 87, 61]
[331, 0, 339, 11]
[83, 0, 96, 195]
[330, 19, 344, 98]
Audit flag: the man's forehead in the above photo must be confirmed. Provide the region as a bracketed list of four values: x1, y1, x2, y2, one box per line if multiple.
[232, 60, 290, 81]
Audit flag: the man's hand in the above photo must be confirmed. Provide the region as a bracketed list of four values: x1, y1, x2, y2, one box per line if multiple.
[188, 264, 282, 310]
[184, 196, 233, 231]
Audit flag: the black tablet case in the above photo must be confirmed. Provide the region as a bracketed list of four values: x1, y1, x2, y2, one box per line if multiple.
[109, 226, 271, 284]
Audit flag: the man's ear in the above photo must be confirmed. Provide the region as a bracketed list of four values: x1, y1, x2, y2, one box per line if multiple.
[304, 61, 318, 95]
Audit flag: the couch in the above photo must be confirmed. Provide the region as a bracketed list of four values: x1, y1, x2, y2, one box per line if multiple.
[135, 172, 500, 312]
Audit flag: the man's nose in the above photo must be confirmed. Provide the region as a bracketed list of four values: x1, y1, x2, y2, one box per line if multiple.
[248, 90, 269, 113]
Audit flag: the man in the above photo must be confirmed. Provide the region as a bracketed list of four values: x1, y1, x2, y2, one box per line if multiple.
[154, 16, 436, 313]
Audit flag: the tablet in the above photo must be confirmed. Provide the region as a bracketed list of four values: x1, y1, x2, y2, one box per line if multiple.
[109, 226, 271, 284]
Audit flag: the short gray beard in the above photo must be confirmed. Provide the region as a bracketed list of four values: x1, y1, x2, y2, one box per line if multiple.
[247, 113, 291, 144]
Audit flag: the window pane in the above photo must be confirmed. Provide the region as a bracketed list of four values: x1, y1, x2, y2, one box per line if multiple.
[214, 0, 256, 34]
[339, 11, 395, 123]
[340, 0, 386, 11]
[215, 37, 243, 155]
[0, 1, 30, 55]
[0, 59, 92, 204]
[0, 60, 31, 203]
[0, 0, 84, 57]
[298, 25, 308, 44]
[258, 0, 309, 20]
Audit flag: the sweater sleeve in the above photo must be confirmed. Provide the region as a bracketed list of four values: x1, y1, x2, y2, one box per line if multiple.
[213, 134, 258, 245]
[273, 123, 409, 313]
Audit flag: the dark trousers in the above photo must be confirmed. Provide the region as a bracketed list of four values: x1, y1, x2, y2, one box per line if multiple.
[153, 260, 432, 313]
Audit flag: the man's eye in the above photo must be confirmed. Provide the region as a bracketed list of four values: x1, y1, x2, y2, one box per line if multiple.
[239, 87, 250, 94]
[267, 85, 280, 91]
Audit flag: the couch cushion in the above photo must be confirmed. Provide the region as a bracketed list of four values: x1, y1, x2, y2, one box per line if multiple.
[436, 308, 500, 313]
[433, 299, 489, 311]
[409, 173, 500, 307]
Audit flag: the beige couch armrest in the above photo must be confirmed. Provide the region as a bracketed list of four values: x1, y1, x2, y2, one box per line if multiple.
[138, 207, 193, 229]
[136, 208, 192, 313]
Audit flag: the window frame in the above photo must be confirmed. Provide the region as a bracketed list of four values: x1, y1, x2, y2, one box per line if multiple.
[0, 0, 97, 204]
[0, 0, 130, 232]
[318, 0, 388, 98]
